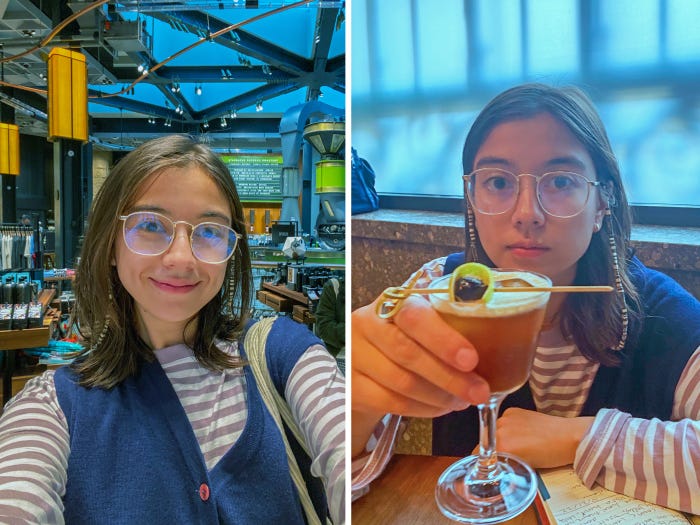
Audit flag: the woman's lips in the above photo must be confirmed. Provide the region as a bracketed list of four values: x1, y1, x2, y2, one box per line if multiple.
[507, 244, 549, 258]
[150, 278, 198, 294]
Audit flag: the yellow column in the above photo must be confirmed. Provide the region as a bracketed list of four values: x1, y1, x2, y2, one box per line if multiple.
[0, 123, 20, 175]
[47, 48, 88, 142]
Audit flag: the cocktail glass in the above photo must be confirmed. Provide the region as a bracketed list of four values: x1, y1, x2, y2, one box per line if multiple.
[430, 269, 551, 523]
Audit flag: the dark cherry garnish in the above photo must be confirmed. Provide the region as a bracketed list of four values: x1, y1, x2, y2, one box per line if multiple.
[453, 276, 487, 302]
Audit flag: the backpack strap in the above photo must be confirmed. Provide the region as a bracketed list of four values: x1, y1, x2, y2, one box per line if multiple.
[244, 317, 326, 525]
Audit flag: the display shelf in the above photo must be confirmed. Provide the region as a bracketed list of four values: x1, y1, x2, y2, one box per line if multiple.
[262, 282, 308, 305]
[43, 275, 75, 282]
[0, 327, 50, 351]
[0, 292, 55, 405]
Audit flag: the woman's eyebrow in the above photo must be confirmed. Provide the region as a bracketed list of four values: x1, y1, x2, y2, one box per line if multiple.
[128, 204, 167, 214]
[545, 156, 587, 171]
[200, 211, 232, 223]
[474, 155, 589, 172]
[127, 205, 231, 223]
[474, 156, 512, 169]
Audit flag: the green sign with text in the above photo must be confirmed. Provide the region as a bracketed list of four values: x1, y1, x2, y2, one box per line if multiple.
[221, 154, 283, 202]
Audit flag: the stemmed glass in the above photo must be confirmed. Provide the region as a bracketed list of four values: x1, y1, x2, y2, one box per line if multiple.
[429, 269, 551, 523]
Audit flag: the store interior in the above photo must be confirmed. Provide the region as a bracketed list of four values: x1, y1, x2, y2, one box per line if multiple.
[0, 0, 346, 402]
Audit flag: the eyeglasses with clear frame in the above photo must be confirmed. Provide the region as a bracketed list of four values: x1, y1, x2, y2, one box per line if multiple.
[463, 168, 602, 218]
[119, 211, 241, 264]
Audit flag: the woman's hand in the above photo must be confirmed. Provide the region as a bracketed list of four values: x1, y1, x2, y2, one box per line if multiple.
[351, 294, 490, 456]
[485, 408, 595, 468]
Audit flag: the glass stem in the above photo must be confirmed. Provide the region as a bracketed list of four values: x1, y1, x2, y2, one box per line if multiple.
[476, 394, 505, 479]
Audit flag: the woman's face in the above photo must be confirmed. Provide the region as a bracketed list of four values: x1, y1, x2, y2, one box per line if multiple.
[471, 112, 606, 286]
[114, 165, 231, 349]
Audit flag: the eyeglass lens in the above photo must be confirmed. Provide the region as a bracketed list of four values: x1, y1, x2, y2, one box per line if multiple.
[123, 212, 237, 263]
[467, 169, 592, 218]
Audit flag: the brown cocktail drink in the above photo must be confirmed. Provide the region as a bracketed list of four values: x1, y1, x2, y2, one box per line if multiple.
[431, 267, 551, 523]
[429, 269, 551, 394]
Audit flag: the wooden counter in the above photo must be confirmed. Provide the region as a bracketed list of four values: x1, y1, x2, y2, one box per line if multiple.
[257, 282, 310, 315]
[262, 281, 308, 304]
[352, 455, 539, 525]
[0, 288, 55, 404]
[0, 327, 50, 351]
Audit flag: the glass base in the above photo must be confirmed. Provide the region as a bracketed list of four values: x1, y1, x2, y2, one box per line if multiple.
[435, 452, 537, 524]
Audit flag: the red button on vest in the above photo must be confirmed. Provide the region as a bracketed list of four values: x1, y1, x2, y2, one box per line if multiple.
[199, 483, 210, 501]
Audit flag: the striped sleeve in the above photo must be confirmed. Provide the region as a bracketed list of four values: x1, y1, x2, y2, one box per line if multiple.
[574, 345, 700, 514]
[285, 344, 346, 525]
[349, 257, 446, 501]
[351, 414, 403, 499]
[407, 257, 447, 290]
[0, 370, 68, 524]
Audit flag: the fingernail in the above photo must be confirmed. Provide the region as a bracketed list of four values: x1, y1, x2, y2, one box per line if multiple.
[455, 348, 477, 370]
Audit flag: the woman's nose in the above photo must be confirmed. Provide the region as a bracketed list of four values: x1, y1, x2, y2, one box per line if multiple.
[163, 225, 196, 265]
[511, 177, 546, 226]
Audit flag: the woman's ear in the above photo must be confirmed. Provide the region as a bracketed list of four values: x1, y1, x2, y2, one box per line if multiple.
[596, 182, 616, 221]
[599, 181, 617, 208]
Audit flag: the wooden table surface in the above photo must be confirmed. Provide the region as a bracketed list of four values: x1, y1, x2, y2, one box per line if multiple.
[352, 455, 539, 525]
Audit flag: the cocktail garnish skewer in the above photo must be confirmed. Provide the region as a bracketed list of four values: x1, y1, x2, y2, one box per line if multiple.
[376, 284, 613, 319]
[375, 269, 424, 319]
[398, 285, 613, 295]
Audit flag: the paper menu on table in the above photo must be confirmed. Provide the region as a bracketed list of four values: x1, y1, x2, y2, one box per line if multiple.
[539, 467, 693, 525]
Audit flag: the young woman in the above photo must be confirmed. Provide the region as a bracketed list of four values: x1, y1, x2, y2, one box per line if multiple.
[352, 84, 700, 513]
[0, 135, 345, 524]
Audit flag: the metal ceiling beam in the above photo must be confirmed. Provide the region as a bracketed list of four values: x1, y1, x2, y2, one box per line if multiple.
[200, 81, 298, 121]
[325, 54, 343, 74]
[88, 89, 177, 119]
[0, 86, 47, 117]
[146, 65, 295, 83]
[0, 90, 47, 121]
[306, 4, 338, 100]
[111, 1, 343, 12]
[150, 10, 309, 75]
[1, 0, 344, 145]
[8, 0, 53, 28]
[89, 117, 281, 139]
[122, 48, 196, 120]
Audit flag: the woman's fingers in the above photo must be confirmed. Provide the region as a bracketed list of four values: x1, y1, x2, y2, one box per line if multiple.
[352, 370, 461, 419]
[352, 338, 471, 413]
[352, 298, 490, 410]
[392, 295, 482, 372]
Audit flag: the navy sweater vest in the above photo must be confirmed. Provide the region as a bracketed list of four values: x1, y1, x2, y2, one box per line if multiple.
[433, 254, 700, 456]
[54, 317, 326, 524]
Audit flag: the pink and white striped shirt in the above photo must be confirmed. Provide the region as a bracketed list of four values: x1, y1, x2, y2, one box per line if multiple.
[0, 340, 345, 524]
[352, 257, 700, 515]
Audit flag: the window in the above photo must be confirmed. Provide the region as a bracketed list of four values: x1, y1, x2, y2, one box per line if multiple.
[352, 0, 700, 223]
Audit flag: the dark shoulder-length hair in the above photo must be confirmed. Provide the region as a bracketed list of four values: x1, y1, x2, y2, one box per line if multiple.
[462, 83, 641, 365]
[74, 134, 252, 388]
